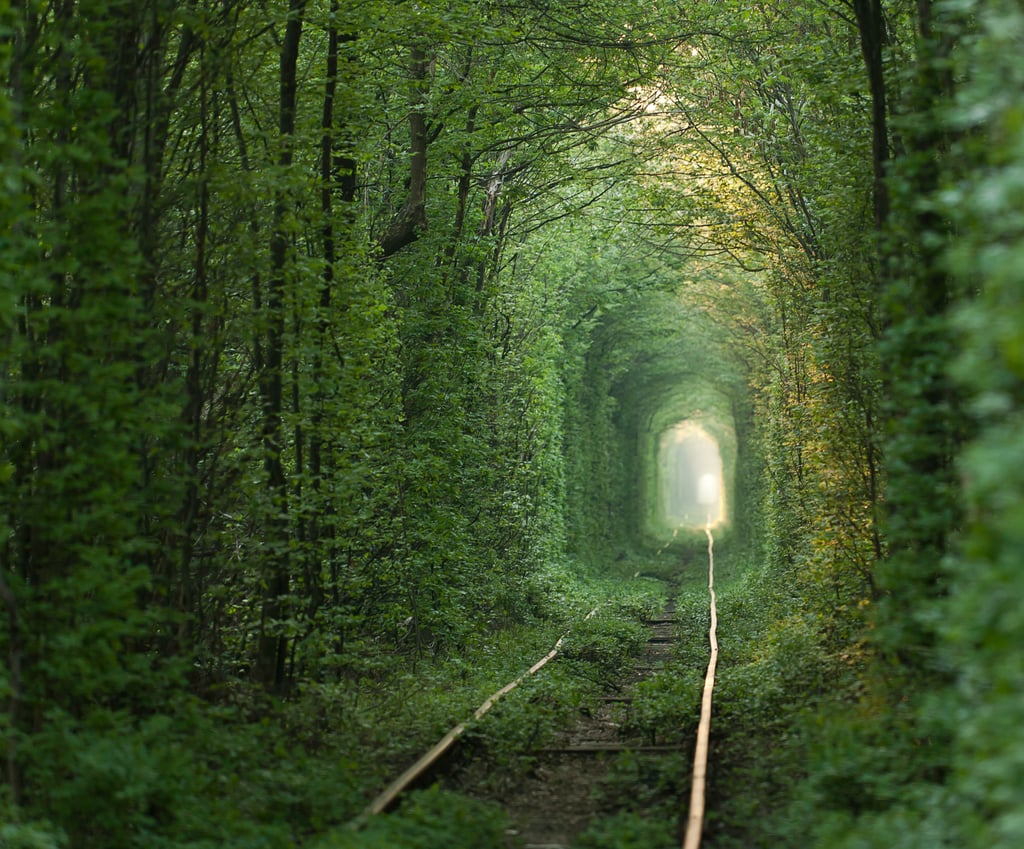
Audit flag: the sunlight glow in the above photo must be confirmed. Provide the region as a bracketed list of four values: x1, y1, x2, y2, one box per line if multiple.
[657, 422, 725, 529]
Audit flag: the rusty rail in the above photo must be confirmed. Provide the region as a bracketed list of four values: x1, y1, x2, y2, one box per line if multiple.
[683, 526, 718, 849]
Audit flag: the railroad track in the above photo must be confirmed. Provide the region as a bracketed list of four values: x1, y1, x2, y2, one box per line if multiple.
[498, 599, 685, 849]
[509, 529, 718, 849]
[358, 528, 720, 849]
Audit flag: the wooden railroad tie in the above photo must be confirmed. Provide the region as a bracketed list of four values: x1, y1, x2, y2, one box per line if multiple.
[537, 743, 689, 754]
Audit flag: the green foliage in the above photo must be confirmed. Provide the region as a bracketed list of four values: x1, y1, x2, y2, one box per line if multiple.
[625, 668, 701, 745]
[313, 788, 507, 849]
[604, 748, 693, 812]
[799, 701, 953, 840]
[885, 3, 1024, 847]
[617, 585, 705, 744]
[464, 666, 594, 777]
[571, 809, 676, 849]
[560, 608, 650, 686]
[700, 3, 1024, 848]
[3, 0, 1021, 845]
[0, 823, 64, 849]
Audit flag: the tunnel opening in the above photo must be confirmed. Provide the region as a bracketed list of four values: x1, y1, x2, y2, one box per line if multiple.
[657, 422, 725, 529]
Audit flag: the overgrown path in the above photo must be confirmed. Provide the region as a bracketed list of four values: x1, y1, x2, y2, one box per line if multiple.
[465, 600, 687, 848]
[467, 530, 720, 849]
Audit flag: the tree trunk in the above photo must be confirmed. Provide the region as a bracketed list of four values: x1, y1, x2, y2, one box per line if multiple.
[255, 0, 306, 693]
[851, 0, 889, 229]
[379, 47, 430, 258]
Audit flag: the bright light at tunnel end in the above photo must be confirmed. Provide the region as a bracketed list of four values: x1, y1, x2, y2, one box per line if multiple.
[657, 421, 726, 531]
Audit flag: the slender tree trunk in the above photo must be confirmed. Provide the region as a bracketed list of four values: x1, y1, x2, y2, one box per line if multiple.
[309, 6, 342, 532]
[379, 46, 430, 258]
[852, 0, 889, 229]
[179, 43, 210, 653]
[255, 0, 306, 692]
[0, 567, 22, 804]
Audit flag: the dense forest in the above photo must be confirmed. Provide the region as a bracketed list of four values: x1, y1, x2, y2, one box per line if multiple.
[2, 0, 1023, 846]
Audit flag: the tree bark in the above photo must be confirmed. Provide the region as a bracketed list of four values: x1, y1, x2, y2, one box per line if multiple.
[0, 567, 22, 804]
[851, 0, 890, 229]
[379, 47, 430, 259]
[255, 0, 306, 692]
[178, 42, 210, 653]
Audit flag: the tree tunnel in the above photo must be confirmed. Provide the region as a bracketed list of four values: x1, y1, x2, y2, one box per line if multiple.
[568, 288, 747, 559]
[631, 381, 737, 548]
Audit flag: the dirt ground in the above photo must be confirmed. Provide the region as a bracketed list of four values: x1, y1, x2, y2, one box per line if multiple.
[499, 699, 631, 848]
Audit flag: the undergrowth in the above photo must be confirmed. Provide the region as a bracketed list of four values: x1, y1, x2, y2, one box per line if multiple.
[2, 568, 666, 849]
[450, 578, 665, 798]
[572, 808, 678, 849]
[695, 559, 872, 849]
[310, 788, 509, 849]
[576, 548, 871, 849]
